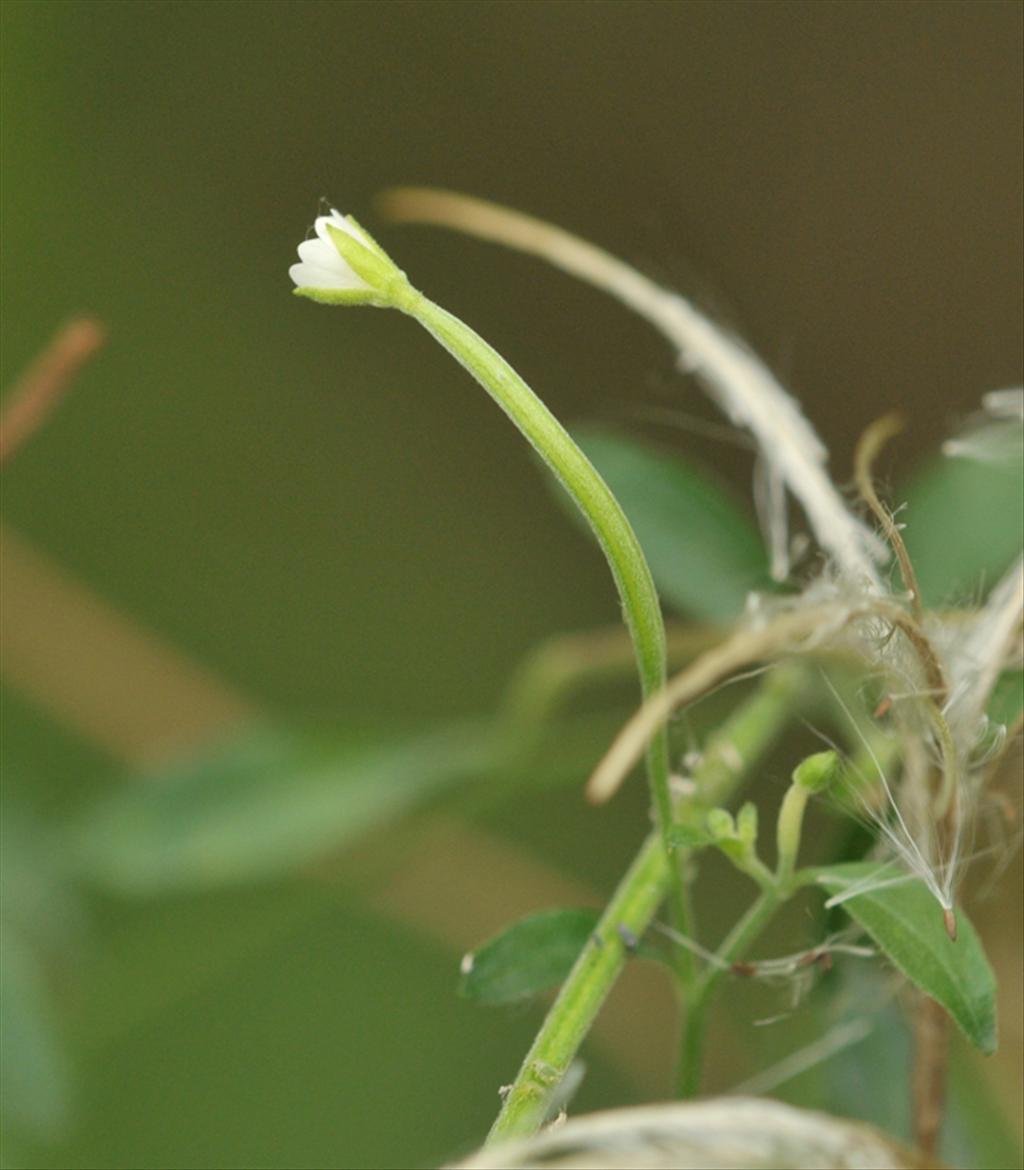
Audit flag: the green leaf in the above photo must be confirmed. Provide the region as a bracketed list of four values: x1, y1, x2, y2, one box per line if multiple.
[73, 722, 490, 895]
[902, 454, 1022, 606]
[459, 908, 600, 1005]
[567, 428, 771, 620]
[816, 862, 997, 1053]
[776, 963, 1022, 1168]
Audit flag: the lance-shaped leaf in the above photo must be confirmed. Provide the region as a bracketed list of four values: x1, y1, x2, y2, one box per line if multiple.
[459, 907, 668, 1006]
[459, 908, 602, 1005]
[816, 862, 997, 1054]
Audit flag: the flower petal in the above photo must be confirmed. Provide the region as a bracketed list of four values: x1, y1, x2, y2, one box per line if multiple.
[288, 261, 369, 291]
[297, 238, 346, 270]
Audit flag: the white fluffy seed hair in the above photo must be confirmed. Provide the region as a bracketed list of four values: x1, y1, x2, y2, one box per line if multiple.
[381, 188, 888, 590]
[943, 386, 1024, 462]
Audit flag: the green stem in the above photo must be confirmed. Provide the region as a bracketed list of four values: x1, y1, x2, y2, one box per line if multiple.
[487, 669, 804, 1144]
[775, 783, 811, 890]
[487, 832, 669, 1145]
[678, 887, 782, 1098]
[397, 291, 684, 922]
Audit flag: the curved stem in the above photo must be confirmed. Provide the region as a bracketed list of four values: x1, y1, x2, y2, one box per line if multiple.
[854, 413, 923, 621]
[398, 291, 686, 933]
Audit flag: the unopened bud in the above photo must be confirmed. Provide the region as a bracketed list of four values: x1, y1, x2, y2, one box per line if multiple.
[736, 802, 758, 845]
[706, 808, 736, 840]
[792, 750, 841, 793]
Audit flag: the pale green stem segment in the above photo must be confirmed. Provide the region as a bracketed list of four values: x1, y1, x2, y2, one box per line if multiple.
[392, 288, 682, 907]
[775, 783, 812, 890]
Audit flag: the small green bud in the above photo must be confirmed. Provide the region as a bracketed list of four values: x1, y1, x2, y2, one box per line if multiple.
[792, 749, 841, 793]
[736, 802, 758, 845]
[706, 808, 736, 840]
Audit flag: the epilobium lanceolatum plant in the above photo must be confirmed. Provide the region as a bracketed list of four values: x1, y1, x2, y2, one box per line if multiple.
[288, 191, 1021, 1166]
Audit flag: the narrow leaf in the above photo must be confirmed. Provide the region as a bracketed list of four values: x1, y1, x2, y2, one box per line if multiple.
[459, 908, 600, 1005]
[816, 862, 997, 1053]
[73, 722, 489, 895]
[566, 428, 771, 619]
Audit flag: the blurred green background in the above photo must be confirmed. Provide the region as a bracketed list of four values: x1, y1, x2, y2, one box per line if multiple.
[2, 2, 1021, 1167]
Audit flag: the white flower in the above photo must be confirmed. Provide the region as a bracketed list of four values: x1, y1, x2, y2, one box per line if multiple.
[289, 209, 375, 292]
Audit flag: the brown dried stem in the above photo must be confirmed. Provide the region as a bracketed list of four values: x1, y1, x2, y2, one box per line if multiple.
[854, 412, 924, 620]
[912, 994, 949, 1158]
[0, 317, 106, 466]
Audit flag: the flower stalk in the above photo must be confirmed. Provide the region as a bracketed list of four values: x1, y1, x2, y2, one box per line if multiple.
[291, 209, 689, 926]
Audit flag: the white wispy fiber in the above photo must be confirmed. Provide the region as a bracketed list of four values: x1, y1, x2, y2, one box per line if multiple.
[943, 555, 1024, 755]
[381, 188, 887, 589]
[982, 387, 1024, 419]
[753, 457, 791, 582]
[943, 386, 1024, 463]
[818, 676, 961, 917]
[450, 1098, 918, 1169]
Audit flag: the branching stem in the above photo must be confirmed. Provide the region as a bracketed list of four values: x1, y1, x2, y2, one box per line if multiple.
[678, 888, 782, 1097]
[487, 668, 805, 1144]
[486, 830, 669, 1145]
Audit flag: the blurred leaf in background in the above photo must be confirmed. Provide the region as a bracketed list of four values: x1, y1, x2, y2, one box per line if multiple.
[568, 428, 771, 620]
[903, 454, 1023, 606]
[73, 722, 491, 896]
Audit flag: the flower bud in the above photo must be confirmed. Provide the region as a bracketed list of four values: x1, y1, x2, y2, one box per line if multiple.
[792, 750, 841, 793]
[736, 802, 758, 845]
[706, 808, 736, 840]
